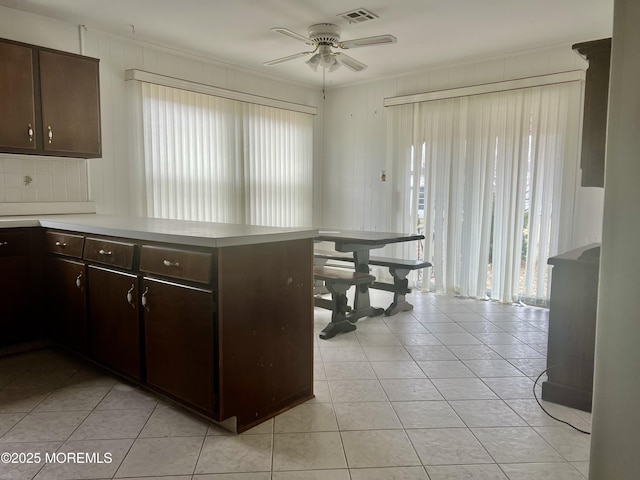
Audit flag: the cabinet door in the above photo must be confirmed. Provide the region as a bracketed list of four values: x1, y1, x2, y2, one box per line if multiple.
[39, 50, 101, 156]
[88, 266, 141, 379]
[143, 278, 216, 413]
[0, 40, 37, 150]
[0, 232, 30, 345]
[46, 257, 88, 353]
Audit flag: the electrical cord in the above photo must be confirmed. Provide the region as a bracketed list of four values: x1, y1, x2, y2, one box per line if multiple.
[533, 368, 591, 435]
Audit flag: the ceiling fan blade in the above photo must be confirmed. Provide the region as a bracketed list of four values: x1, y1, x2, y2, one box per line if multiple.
[336, 53, 368, 72]
[263, 51, 310, 66]
[271, 27, 311, 44]
[340, 34, 397, 49]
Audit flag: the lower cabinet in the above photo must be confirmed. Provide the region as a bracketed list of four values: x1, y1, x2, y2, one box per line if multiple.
[542, 245, 599, 412]
[142, 277, 216, 414]
[0, 230, 32, 345]
[88, 266, 141, 379]
[36, 227, 312, 433]
[46, 257, 88, 354]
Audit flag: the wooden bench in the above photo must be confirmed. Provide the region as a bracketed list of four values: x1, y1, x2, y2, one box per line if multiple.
[313, 266, 376, 339]
[314, 250, 432, 316]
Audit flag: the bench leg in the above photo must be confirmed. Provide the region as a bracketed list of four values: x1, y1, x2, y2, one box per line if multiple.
[313, 258, 330, 296]
[384, 267, 414, 316]
[319, 281, 357, 340]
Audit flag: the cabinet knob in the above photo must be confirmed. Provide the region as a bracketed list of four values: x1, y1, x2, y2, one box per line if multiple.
[126, 284, 136, 308]
[162, 259, 180, 268]
[28, 123, 33, 142]
[98, 248, 112, 256]
[48, 125, 53, 144]
[75, 272, 83, 289]
[55, 241, 67, 247]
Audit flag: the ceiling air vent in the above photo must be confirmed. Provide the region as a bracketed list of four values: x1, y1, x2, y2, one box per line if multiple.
[338, 8, 379, 23]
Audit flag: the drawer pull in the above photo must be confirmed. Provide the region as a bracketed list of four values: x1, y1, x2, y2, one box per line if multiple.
[28, 123, 33, 142]
[126, 284, 136, 308]
[48, 125, 53, 144]
[55, 241, 67, 247]
[163, 259, 180, 268]
[141, 286, 149, 311]
[75, 272, 83, 288]
[98, 248, 113, 256]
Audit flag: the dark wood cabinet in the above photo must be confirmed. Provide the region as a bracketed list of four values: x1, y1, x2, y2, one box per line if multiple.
[573, 38, 611, 188]
[32, 225, 313, 433]
[0, 230, 34, 345]
[88, 266, 141, 379]
[39, 50, 101, 156]
[0, 41, 37, 151]
[143, 278, 216, 413]
[46, 257, 88, 354]
[216, 239, 314, 429]
[0, 37, 101, 158]
[542, 244, 599, 412]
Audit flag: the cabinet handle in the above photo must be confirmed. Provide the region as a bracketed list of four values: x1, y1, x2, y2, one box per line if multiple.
[55, 241, 67, 247]
[48, 126, 53, 144]
[0, 241, 7, 246]
[162, 259, 180, 267]
[28, 123, 33, 142]
[126, 284, 136, 308]
[141, 286, 149, 311]
[98, 248, 112, 256]
[75, 272, 83, 289]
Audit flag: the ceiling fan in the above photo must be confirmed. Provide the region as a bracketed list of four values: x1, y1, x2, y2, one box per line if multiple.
[264, 23, 397, 73]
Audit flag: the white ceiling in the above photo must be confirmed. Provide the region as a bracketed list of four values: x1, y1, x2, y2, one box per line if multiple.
[0, 0, 613, 87]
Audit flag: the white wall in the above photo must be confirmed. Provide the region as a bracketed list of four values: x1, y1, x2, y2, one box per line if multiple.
[590, 0, 640, 477]
[321, 45, 605, 251]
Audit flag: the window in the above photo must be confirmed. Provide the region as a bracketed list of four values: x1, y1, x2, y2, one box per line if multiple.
[137, 81, 313, 228]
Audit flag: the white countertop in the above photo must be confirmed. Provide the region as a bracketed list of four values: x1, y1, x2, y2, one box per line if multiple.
[0, 214, 318, 248]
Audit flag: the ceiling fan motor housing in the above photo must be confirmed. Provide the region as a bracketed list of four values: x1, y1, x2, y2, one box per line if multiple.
[308, 23, 341, 45]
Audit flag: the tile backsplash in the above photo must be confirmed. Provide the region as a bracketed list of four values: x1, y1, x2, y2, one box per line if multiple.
[0, 155, 88, 203]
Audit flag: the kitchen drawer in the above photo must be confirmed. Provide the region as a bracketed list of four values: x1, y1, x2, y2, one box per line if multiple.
[0, 231, 28, 257]
[84, 237, 136, 270]
[140, 245, 213, 284]
[45, 230, 84, 258]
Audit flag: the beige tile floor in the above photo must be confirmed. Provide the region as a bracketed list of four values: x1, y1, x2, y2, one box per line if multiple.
[0, 291, 592, 479]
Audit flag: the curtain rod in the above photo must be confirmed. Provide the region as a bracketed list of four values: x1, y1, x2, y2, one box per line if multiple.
[384, 70, 585, 107]
[125, 69, 318, 115]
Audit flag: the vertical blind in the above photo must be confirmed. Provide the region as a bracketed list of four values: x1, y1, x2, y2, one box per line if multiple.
[140, 82, 313, 227]
[388, 82, 581, 303]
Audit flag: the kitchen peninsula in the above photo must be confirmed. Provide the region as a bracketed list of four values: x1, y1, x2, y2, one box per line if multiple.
[0, 214, 317, 433]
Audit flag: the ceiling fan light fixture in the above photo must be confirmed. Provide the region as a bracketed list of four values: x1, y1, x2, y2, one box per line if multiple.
[318, 45, 336, 68]
[306, 45, 341, 72]
[328, 57, 341, 72]
[305, 54, 321, 71]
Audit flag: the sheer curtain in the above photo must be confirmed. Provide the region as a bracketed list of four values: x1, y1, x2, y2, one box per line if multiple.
[389, 82, 581, 303]
[136, 82, 313, 228]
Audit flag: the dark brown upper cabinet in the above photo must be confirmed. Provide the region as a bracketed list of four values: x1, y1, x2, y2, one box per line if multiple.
[573, 38, 611, 188]
[0, 41, 37, 151]
[0, 37, 101, 158]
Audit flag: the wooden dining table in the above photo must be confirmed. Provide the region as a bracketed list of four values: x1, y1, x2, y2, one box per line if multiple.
[316, 229, 424, 338]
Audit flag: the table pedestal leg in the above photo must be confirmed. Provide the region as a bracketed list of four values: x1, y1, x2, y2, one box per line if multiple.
[352, 250, 385, 319]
